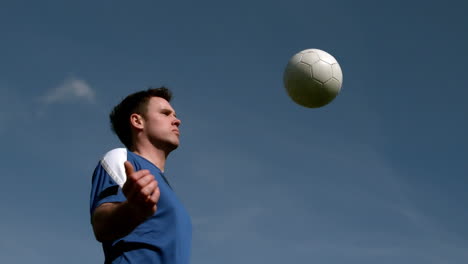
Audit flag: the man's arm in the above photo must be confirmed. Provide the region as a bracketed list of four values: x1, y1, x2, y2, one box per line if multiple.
[91, 161, 160, 242]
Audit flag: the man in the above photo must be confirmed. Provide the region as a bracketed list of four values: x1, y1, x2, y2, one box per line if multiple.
[89, 87, 192, 264]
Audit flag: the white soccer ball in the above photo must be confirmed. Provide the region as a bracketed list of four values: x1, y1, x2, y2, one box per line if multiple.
[283, 49, 343, 108]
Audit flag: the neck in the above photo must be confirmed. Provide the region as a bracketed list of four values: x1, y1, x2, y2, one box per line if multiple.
[131, 141, 168, 172]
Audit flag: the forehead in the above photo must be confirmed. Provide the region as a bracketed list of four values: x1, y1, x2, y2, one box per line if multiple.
[147, 96, 175, 111]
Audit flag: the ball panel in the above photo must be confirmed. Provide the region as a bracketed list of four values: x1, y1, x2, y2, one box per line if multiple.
[287, 53, 303, 66]
[324, 78, 342, 98]
[284, 61, 311, 80]
[312, 60, 333, 83]
[299, 51, 320, 66]
[300, 49, 316, 54]
[331, 63, 343, 82]
[284, 62, 311, 88]
[286, 79, 331, 108]
[314, 49, 337, 64]
[285, 76, 337, 108]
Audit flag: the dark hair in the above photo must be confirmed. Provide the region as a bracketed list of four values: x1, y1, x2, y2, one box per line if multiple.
[109, 87, 173, 149]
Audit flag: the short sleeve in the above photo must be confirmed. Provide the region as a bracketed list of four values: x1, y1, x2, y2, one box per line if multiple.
[89, 148, 128, 215]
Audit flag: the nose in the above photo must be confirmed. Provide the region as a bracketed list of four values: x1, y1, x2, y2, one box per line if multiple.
[173, 117, 181, 127]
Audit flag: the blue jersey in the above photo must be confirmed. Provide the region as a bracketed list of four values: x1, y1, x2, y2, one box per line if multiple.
[90, 148, 192, 264]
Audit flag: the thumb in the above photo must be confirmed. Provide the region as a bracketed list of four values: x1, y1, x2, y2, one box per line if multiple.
[124, 161, 135, 176]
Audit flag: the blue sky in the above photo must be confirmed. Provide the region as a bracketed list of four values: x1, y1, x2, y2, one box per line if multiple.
[1, 0, 467, 263]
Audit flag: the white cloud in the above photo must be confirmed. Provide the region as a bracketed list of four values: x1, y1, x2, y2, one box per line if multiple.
[40, 78, 95, 104]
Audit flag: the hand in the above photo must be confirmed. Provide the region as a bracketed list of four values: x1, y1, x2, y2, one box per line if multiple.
[122, 161, 160, 218]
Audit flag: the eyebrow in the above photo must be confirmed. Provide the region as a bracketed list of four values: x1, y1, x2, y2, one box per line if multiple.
[161, 108, 177, 117]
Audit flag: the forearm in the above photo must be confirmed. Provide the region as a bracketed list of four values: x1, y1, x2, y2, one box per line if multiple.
[92, 201, 148, 242]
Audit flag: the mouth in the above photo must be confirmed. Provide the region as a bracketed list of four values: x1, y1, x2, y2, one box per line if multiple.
[172, 129, 180, 136]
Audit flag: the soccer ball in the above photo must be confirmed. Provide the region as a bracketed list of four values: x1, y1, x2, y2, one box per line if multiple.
[283, 49, 343, 108]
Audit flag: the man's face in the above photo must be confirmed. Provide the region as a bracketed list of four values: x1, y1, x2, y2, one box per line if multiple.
[141, 96, 181, 152]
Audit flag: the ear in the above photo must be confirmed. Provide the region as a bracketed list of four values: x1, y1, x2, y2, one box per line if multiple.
[130, 113, 144, 130]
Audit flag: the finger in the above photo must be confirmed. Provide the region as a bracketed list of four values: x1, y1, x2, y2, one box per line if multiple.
[147, 186, 160, 205]
[123, 182, 138, 201]
[124, 160, 150, 182]
[124, 174, 154, 203]
[135, 174, 156, 189]
[138, 180, 157, 201]
[122, 177, 135, 197]
[124, 161, 134, 176]
[122, 163, 137, 196]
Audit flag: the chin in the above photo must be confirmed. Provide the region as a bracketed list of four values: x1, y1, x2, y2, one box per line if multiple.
[165, 141, 179, 152]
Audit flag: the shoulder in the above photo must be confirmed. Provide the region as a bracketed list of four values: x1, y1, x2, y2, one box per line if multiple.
[101, 148, 128, 161]
[100, 148, 128, 187]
